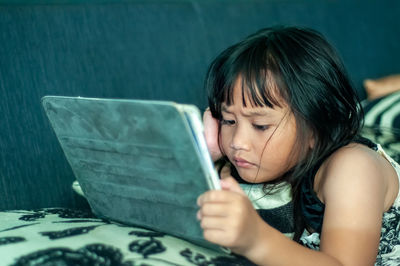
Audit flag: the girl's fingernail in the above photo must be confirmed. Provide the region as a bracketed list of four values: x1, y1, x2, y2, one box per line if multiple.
[197, 196, 202, 206]
[196, 210, 202, 220]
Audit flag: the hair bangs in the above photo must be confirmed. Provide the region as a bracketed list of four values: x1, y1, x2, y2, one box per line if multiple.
[222, 42, 284, 110]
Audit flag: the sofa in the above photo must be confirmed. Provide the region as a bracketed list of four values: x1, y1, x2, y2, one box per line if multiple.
[1, 1, 400, 265]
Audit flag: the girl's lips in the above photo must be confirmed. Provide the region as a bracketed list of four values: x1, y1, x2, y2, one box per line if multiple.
[233, 157, 254, 168]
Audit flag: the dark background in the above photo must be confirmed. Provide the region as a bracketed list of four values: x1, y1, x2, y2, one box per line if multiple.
[1, 0, 399, 210]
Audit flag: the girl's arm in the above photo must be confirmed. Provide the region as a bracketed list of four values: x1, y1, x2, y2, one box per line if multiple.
[198, 145, 392, 265]
[316, 144, 391, 265]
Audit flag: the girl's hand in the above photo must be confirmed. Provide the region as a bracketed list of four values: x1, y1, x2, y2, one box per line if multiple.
[203, 108, 222, 161]
[197, 177, 267, 257]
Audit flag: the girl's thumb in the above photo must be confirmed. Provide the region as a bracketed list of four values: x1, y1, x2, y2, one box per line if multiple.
[220, 177, 245, 195]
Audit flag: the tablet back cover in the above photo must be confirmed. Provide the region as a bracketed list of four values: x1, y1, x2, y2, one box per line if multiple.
[42, 96, 218, 249]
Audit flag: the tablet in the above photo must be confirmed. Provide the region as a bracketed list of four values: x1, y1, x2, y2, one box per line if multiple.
[41, 96, 222, 250]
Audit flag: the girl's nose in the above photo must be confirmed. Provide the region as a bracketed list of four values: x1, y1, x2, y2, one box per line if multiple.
[230, 126, 250, 151]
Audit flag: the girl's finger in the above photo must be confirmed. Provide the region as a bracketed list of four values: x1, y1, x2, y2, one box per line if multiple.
[200, 202, 228, 217]
[197, 194, 204, 206]
[197, 190, 228, 205]
[200, 216, 227, 230]
[202, 228, 229, 246]
[220, 177, 246, 195]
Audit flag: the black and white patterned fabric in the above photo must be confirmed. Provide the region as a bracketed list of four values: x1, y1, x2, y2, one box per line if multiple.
[240, 182, 294, 238]
[0, 178, 294, 266]
[0, 208, 254, 266]
[362, 91, 400, 163]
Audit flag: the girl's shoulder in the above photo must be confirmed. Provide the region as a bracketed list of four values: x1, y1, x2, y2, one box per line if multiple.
[325, 142, 383, 170]
[315, 142, 399, 210]
[317, 142, 385, 184]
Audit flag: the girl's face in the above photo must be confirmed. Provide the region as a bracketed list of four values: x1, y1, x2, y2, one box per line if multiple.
[220, 79, 300, 183]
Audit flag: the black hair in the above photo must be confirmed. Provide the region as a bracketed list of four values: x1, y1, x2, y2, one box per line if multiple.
[204, 25, 364, 241]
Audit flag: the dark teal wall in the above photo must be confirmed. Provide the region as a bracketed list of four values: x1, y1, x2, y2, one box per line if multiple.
[1, 0, 399, 210]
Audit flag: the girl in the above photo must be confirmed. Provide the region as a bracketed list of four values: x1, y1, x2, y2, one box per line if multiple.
[197, 26, 400, 265]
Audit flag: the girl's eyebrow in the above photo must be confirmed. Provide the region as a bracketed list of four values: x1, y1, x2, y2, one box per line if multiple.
[221, 105, 270, 117]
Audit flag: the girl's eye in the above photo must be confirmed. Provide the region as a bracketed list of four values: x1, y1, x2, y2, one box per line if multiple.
[253, 124, 269, 131]
[221, 119, 235, 125]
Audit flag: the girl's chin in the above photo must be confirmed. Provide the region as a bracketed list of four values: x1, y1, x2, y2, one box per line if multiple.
[235, 168, 268, 183]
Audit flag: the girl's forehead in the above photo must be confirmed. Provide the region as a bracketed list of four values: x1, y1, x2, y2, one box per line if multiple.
[223, 77, 289, 112]
[221, 95, 290, 119]
[225, 74, 287, 109]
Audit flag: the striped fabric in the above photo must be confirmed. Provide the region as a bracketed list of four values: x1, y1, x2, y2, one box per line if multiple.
[361, 91, 400, 163]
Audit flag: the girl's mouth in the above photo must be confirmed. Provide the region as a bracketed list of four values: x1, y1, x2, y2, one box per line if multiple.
[233, 156, 255, 168]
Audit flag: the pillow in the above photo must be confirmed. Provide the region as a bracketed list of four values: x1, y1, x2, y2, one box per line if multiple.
[361, 91, 400, 163]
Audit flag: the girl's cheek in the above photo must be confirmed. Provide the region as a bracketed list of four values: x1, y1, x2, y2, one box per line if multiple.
[219, 129, 231, 149]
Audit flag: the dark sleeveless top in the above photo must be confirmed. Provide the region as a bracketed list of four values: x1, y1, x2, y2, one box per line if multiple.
[299, 136, 378, 233]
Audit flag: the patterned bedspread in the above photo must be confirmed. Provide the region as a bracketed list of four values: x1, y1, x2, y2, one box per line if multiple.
[0, 208, 253, 266]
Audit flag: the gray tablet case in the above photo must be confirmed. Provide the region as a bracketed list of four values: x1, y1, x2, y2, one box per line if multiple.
[41, 96, 222, 250]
